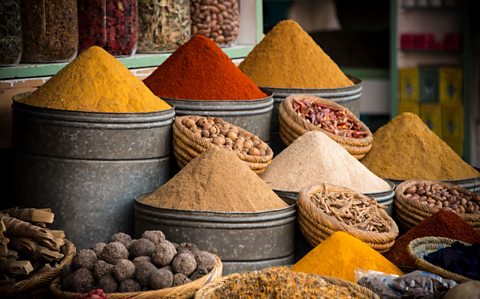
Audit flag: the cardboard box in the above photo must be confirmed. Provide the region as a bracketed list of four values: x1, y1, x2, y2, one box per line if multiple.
[439, 67, 462, 104]
[441, 103, 464, 140]
[420, 103, 442, 138]
[443, 137, 464, 157]
[398, 102, 420, 116]
[419, 66, 439, 103]
[399, 68, 419, 102]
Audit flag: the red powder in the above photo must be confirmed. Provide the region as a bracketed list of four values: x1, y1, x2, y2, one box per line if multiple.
[144, 35, 267, 100]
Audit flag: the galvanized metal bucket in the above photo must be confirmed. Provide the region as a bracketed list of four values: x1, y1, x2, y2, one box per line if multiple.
[11, 95, 175, 249]
[266, 76, 362, 153]
[387, 174, 480, 194]
[364, 180, 396, 216]
[134, 195, 296, 275]
[163, 88, 274, 142]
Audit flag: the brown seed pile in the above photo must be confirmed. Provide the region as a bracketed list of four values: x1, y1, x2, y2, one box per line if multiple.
[403, 182, 480, 214]
[310, 191, 390, 233]
[182, 116, 271, 157]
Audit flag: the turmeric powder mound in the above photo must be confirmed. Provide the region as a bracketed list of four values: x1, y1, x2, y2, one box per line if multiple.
[140, 148, 288, 212]
[362, 113, 479, 180]
[292, 231, 403, 282]
[239, 20, 353, 89]
[18, 46, 170, 113]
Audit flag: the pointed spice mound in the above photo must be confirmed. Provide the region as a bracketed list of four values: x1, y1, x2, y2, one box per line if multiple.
[18, 46, 170, 113]
[144, 35, 267, 100]
[239, 20, 353, 89]
[140, 148, 288, 212]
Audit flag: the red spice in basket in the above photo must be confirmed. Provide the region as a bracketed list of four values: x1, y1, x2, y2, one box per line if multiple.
[384, 210, 480, 269]
[144, 35, 267, 100]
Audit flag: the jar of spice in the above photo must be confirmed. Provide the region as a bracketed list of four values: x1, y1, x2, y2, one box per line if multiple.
[190, 0, 240, 47]
[0, 0, 22, 66]
[138, 0, 191, 53]
[78, 0, 138, 57]
[20, 0, 78, 63]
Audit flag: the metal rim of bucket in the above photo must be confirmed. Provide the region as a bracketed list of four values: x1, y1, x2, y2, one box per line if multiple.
[364, 180, 396, 198]
[385, 174, 480, 192]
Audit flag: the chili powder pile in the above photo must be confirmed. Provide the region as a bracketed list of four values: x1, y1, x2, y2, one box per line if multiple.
[384, 210, 480, 269]
[144, 35, 267, 100]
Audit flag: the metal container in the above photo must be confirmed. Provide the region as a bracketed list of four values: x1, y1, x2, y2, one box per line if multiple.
[134, 195, 296, 274]
[387, 175, 480, 194]
[364, 180, 396, 215]
[164, 89, 273, 142]
[11, 98, 175, 249]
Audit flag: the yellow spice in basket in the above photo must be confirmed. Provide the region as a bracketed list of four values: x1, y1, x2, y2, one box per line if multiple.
[17, 46, 170, 113]
[362, 113, 479, 180]
[292, 231, 402, 282]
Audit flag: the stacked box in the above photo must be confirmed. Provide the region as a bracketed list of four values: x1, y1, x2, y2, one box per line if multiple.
[441, 103, 464, 140]
[399, 68, 419, 102]
[398, 102, 420, 116]
[439, 67, 462, 104]
[420, 103, 442, 138]
[419, 66, 439, 103]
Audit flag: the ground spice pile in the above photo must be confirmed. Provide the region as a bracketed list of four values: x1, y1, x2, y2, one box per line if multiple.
[362, 113, 479, 180]
[292, 231, 403, 282]
[261, 131, 391, 193]
[239, 20, 353, 89]
[384, 210, 480, 269]
[140, 148, 288, 212]
[17, 46, 170, 113]
[144, 35, 267, 100]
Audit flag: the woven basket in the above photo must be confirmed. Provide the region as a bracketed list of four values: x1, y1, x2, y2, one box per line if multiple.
[173, 116, 273, 174]
[195, 268, 379, 299]
[278, 95, 372, 159]
[50, 256, 222, 299]
[394, 180, 480, 231]
[0, 239, 76, 299]
[407, 237, 472, 283]
[298, 183, 399, 253]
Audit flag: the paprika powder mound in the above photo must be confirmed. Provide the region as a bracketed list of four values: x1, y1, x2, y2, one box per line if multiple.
[143, 35, 267, 100]
[384, 210, 480, 269]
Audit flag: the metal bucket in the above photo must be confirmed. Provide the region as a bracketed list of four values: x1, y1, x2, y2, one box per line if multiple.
[11, 97, 175, 249]
[386, 174, 480, 194]
[163, 88, 274, 142]
[267, 76, 362, 153]
[134, 195, 296, 275]
[364, 180, 396, 216]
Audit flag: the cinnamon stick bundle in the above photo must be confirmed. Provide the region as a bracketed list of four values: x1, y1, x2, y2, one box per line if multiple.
[1, 208, 54, 224]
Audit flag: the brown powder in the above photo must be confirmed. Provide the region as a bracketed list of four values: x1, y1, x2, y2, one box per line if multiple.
[362, 113, 479, 180]
[140, 148, 288, 212]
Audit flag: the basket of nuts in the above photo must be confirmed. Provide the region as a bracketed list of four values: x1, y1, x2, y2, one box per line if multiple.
[395, 180, 480, 231]
[173, 116, 273, 174]
[279, 95, 372, 159]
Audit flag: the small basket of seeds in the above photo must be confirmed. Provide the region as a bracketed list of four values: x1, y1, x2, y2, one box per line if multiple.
[279, 95, 372, 159]
[395, 180, 480, 231]
[298, 183, 399, 253]
[173, 115, 273, 174]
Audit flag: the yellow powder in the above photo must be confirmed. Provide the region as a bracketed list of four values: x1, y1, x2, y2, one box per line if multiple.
[239, 20, 353, 89]
[292, 231, 403, 282]
[18, 46, 170, 113]
[362, 113, 479, 180]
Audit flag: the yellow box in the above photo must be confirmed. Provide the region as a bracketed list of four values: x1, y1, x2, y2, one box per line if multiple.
[420, 103, 442, 138]
[398, 102, 420, 116]
[399, 68, 419, 102]
[441, 104, 464, 140]
[439, 67, 462, 104]
[443, 137, 464, 157]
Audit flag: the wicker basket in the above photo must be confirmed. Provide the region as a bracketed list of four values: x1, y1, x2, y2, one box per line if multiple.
[407, 237, 472, 283]
[298, 183, 399, 253]
[195, 267, 379, 299]
[50, 256, 222, 299]
[278, 95, 373, 159]
[394, 180, 480, 231]
[0, 239, 76, 299]
[173, 116, 273, 174]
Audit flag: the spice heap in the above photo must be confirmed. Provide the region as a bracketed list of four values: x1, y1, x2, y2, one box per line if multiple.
[292, 231, 403, 282]
[362, 113, 480, 180]
[292, 97, 368, 138]
[140, 148, 288, 212]
[17, 46, 170, 113]
[144, 35, 267, 100]
[425, 242, 480, 280]
[200, 267, 359, 298]
[239, 20, 353, 89]
[261, 131, 391, 193]
[384, 210, 480, 269]
[60, 230, 217, 293]
[0, 208, 67, 285]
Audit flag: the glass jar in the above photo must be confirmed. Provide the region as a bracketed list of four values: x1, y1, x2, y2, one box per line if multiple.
[21, 0, 78, 63]
[138, 0, 190, 53]
[190, 0, 240, 47]
[78, 0, 138, 57]
[0, 0, 22, 66]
